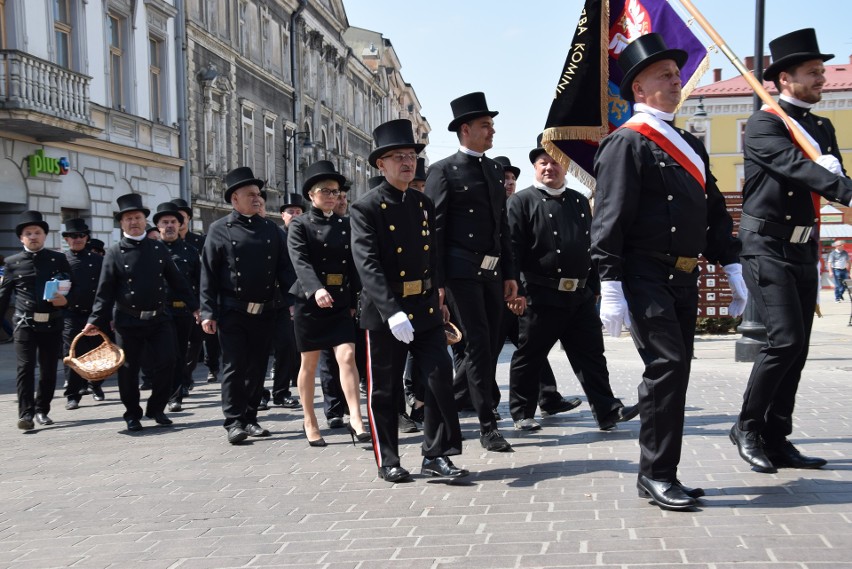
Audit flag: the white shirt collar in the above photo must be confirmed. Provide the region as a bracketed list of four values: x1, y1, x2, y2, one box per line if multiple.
[23, 246, 43, 253]
[780, 94, 814, 109]
[123, 232, 146, 241]
[633, 103, 675, 122]
[459, 146, 483, 158]
[533, 180, 567, 196]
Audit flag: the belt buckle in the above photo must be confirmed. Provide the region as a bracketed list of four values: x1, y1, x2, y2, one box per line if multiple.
[139, 310, 156, 320]
[172, 301, 186, 308]
[790, 226, 812, 244]
[246, 302, 263, 315]
[326, 274, 343, 286]
[557, 278, 578, 292]
[402, 280, 422, 297]
[674, 257, 698, 273]
[480, 255, 499, 271]
[33, 312, 50, 323]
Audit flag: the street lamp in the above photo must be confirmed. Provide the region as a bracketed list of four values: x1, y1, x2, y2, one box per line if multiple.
[283, 130, 313, 195]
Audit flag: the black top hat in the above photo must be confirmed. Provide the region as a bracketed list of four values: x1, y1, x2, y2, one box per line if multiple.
[280, 192, 305, 212]
[61, 218, 90, 236]
[15, 210, 49, 236]
[764, 28, 833, 81]
[369, 119, 426, 167]
[618, 33, 688, 102]
[301, 160, 346, 199]
[145, 224, 159, 235]
[170, 198, 193, 218]
[153, 202, 183, 225]
[412, 158, 427, 182]
[528, 134, 549, 164]
[114, 193, 150, 221]
[88, 238, 106, 253]
[447, 92, 499, 132]
[368, 175, 385, 190]
[223, 167, 266, 203]
[493, 156, 520, 178]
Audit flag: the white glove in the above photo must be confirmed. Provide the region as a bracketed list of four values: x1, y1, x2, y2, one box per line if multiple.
[388, 311, 415, 344]
[599, 281, 630, 337]
[816, 154, 843, 175]
[723, 263, 748, 317]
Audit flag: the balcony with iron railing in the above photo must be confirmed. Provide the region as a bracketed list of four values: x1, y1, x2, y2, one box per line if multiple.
[0, 50, 101, 141]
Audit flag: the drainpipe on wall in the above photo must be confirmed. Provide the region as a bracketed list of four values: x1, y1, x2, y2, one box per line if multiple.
[290, 0, 308, 191]
[175, 0, 191, 203]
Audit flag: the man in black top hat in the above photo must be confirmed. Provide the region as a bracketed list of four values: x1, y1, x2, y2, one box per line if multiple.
[83, 193, 199, 432]
[171, 198, 206, 252]
[154, 202, 202, 413]
[493, 156, 519, 198]
[425, 92, 518, 452]
[351, 118, 467, 482]
[88, 239, 106, 256]
[0, 211, 72, 430]
[200, 167, 295, 444]
[409, 158, 427, 192]
[508, 140, 638, 432]
[61, 218, 105, 409]
[730, 28, 852, 474]
[592, 33, 743, 510]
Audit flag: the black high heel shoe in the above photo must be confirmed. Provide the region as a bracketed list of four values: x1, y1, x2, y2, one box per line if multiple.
[345, 423, 372, 445]
[303, 425, 326, 447]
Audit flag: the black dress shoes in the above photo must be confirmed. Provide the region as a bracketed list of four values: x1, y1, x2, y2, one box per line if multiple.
[246, 423, 271, 437]
[599, 404, 640, 431]
[421, 456, 469, 478]
[765, 440, 827, 469]
[729, 424, 776, 473]
[675, 480, 706, 499]
[257, 389, 270, 411]
[146, 412, 173, 426]
[91, 383, 105, 401]
[480, 429, 513, 452]
[637, 474, 697, 511]
[17, 414, 35, 431]
[126, 418, 143, 432]
[227, 426, 248, 444]
[34, 413, 54, 425]
[378, 465, 411, 482]
[540, 397, 582, 417]
[327, 416, 345, 429]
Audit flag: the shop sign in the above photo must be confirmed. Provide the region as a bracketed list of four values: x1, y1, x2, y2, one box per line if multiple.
[27, 149, 70, 177]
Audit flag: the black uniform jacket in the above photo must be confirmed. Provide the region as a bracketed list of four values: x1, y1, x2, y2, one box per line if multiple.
[287, 206, 359, 307]
[741, 99, 852, 263]
[64, 247, 103, 315]
[350, 181, 443, 333]
[89, 237, 198, 330]
[184, 231, 205, 253]
[592, 123, 740, 283]
[508, 186, 600, 307]
[162, 238, 200, 313]
[0, 248, 73, 331]
[200, 210, 294, 321]
[425, 150, 517, 283]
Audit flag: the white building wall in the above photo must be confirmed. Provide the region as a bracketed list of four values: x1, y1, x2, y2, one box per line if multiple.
[86, 0, 107, 105]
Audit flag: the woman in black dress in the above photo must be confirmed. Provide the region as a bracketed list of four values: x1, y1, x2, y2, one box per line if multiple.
[288, 161, 367, 446]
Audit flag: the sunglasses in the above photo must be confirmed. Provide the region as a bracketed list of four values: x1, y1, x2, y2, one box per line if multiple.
[65, 233, 88, 239]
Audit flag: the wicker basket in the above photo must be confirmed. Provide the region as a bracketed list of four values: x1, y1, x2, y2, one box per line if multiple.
[444, 321, 462, 346]
[63, 330, 125, 382]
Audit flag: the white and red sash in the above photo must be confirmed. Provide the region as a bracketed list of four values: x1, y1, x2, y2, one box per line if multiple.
[621, 112, 706, 191]
[762, 105, 821, 224]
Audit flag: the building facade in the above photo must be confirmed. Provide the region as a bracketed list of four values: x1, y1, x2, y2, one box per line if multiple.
[0, 0, 182, 256]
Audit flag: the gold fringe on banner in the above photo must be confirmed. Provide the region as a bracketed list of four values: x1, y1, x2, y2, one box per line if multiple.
[678, 53, 710, 110]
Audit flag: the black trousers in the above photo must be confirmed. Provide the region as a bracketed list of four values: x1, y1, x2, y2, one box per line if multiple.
[366, 326, 462, 468]
[501, 305, 567, 410]
[445, 278, 504, 432]
[509, 297, 621, 423]
[318, 348, 347, 419]
[623, 277, 697, 482]
[204, 328, 221, 373]
[271, 309, 298, 400]
[184, 321, 204, 384]
[114, 320, 176, 421]
[63, 312, 99, 402]
[169, 312, 197, 403]
[217, 309, 275, 430]
[15, 324, 62, 418]
[738, 255, 817, 441]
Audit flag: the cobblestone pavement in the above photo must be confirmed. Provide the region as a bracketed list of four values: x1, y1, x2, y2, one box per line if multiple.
[0, 291, 850, 568]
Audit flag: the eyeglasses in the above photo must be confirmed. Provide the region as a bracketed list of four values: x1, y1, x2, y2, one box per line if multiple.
[65, 233, 87, 239]
[314, 188, 341, 197]
[379, 152, 418, 163]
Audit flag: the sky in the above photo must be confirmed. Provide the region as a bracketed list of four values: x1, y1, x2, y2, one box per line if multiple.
[344, 0, 852, 189]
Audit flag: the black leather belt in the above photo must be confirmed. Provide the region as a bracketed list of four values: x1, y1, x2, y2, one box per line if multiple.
[15, 311, 62, 323]
[631, 249, 699, 273]
[523, 272, 587, 292]
[740, 213, 813, 244]
[447, 247, 500, 271]
[222, 297, 274, 315]
[389, 278, 433, 297]
[116, 304, 163, 320]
